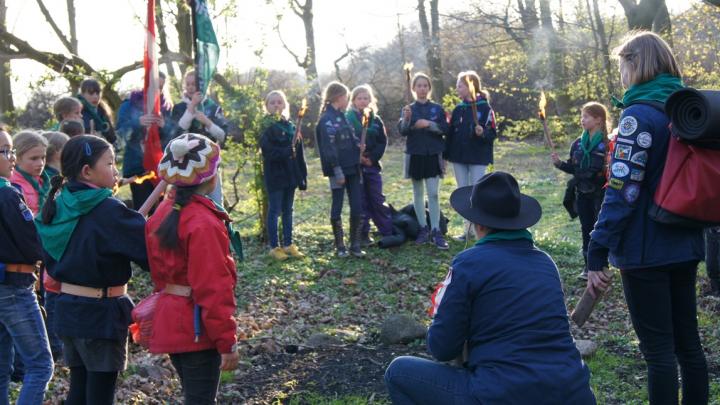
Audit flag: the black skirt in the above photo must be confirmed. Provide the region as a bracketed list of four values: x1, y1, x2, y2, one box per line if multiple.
[408, 154, 442, 180]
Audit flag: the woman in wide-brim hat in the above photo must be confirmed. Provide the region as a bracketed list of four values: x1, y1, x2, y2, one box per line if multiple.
[384, 171, 595, 405]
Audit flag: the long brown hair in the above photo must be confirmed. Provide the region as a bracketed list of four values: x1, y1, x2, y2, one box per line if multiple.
[613, 31, 681, 86]
[320, 81, 349, 116]
[581, 102, 611, 142]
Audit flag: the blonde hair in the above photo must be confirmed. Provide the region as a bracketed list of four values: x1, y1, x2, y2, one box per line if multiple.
[581, 102, 611, 141]
[13, 130, 48, 158]
[264, 90, 290, 118]
[320, 81, 349, 114]
[411, 72, 432, 99]
[53, 97, 82, 121]
[613, 31, 682, 86]
[457, 70, 489, 100]
[42, 131, 70, 162]
[350, 84, 378, 113]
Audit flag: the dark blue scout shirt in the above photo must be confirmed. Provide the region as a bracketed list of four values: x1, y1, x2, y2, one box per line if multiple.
[428, 239, 595, 404]
[115, 98, 174, 178]
[445, 99, 497, 165]
[0, 184, 42, 287]
[556, 137, 607, 194]
[260, 118, 308, 192]
[399, 100, 449, 156]
[315, 105, 361, 177]
[589, 104, 704, 270]
[44, 182, 149, 340]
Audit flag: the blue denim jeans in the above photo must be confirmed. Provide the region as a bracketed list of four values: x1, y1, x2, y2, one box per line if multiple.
[267, 187, 295, 248]
[384, 356, 480, 405]
[0, 283, 54, 405]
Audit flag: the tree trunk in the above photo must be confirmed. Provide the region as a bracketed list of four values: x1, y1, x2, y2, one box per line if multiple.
[300, 0, 321, 131]
[618, 0, 666, 30]
[417, 0, 444, 98]
[66, 0, 77, 54]
[156, 0, 176, 78]
[652, 2, 672, 43]
[539, 0, 569, 114]
[0, 0, 14, 122]
[175, 0, 193, 78]
[593, 0, 616, 97]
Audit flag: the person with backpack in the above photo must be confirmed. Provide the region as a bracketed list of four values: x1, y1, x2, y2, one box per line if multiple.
[551, 102, 610, 280]
[36, 135, 148, 405]
[145, 133, 239, 404]
[586, 31, 707, 404]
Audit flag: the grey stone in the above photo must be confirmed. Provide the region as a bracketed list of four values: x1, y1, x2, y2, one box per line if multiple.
[136, 365, 172, 380]
[575, 339, 598, 359]
[304, 332, 342, 348]
[379, 314, 427, 345]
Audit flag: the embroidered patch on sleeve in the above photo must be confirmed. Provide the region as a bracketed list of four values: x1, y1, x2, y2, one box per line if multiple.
[609, 178, 624, 190]
[630, 151, 648, 167]
[630, 169, 645, 181]
[611, 162, 630, 178]
[636, 132, 652, 148]
[19, 202, 33, 221]
[616, 137, 635, 145]
[623, 183, 640, 203]
[619, 116, 638, 136]
[614, 144, 632, 161]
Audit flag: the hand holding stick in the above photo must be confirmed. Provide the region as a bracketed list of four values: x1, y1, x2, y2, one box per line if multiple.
[570, 268, 614, 327]
[292, 99, 308, 158]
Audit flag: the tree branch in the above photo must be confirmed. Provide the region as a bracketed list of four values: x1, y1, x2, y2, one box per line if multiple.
[35, 0, 74, 54]
[274, 19, 306, 68]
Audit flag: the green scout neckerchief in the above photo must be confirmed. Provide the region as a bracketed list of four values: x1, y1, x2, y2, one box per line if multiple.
[35, 187, 112, 261]
[579, 130, 604, 169]
[261, 114, 295, 141]
[0, 177, 10, 189]
[458, 99, 488, 108]
[15, 167, 51, 209]
[210, 199, 244, 261]
[611, 73, 684, 109]
[43, 166, 60, 180]
[345, 109, 376, 136]
[77, 94, 110, 133]
[475, 229, 534, 246]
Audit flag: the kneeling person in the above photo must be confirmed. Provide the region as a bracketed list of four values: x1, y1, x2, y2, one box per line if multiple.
[384, 171, 595, 404]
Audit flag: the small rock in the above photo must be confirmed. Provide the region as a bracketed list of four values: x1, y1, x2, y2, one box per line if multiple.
[575, 339, 598, 358]
[136, 365, 172, 380]
[379, 314, 427, 345]
[304, 332, 342, 348]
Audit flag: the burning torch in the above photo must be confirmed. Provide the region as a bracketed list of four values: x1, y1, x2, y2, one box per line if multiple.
[403, 62, 414, 104]
[292, 99, 308, 159]
[359, 108, 370, 162]
[538, 90, 555, 151]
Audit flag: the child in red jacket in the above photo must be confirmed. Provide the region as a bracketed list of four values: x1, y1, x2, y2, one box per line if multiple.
[145, 133, 239, 404]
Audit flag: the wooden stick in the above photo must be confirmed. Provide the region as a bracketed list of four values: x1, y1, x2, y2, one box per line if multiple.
[541, 119, 555, 152]
[138, 180, 167, 217]
[570, 268, 614, 327]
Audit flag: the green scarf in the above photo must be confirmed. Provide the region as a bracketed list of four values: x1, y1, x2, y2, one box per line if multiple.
[35, 187, 112, 261]
[43, 166, 60, 180]
[0, 177, 10, 189]
[77, 94, 110, 133]
[262, 114, 295, 141]
[210, 199, 244, 261]
[579, 130, 604, 169]
[475, 229, 534, 246]
[458, 99, 488, 108]
[611, 74, 684, 109]
[345, 109, 376, 136]
[15, 167, 51, 209]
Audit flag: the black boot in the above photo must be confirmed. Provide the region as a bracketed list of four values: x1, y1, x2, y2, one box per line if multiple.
[331, 219, 348, 257]
[349, 216, 366, 257]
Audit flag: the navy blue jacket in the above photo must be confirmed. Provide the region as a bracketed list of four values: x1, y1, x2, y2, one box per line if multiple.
[445, 99, 497, 165]
[346, 110, 388, 170]
[44, 182, 149, 340]
[115, 96, 174, 177]
[428, 239, 595, 404]
[260, 117, 308, 192]
[399, 100, 449, 156]
[589, 104, 704, 270]
[315, 105, 360, 177]
[0, 183, 42, 287]
[556, 137, 607, 195]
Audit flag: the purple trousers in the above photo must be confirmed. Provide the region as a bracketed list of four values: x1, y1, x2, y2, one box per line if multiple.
[361, 165, 394, 237]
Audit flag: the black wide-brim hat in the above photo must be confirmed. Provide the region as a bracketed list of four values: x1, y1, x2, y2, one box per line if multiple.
[450, 171, 542, 230]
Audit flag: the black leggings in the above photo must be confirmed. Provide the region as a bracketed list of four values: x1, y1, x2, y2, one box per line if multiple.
[330, 173, 362, 221]
[576, 192, 602, 269]
[621, 261, 708, 404]
[65, 366, 119, 405]
[170, 349, 221, 405]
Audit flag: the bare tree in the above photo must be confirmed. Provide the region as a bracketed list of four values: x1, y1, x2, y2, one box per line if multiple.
[0, 0, 14, 121]
[417, 0, 445, 97]
[617, 0, 667, 30]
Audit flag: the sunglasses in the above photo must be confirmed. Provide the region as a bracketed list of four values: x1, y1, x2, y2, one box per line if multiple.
[0, 147, 16, 160]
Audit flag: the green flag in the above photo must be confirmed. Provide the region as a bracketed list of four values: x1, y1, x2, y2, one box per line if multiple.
[193, 0, 219, 97]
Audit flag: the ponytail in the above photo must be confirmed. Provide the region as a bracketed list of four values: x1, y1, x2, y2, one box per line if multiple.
[41, 175, 65, 224]
[154, 185, 199, 249]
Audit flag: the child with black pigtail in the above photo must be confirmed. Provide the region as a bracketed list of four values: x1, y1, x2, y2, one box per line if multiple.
[145, 133, 239, 404]
[346, 84, 393, 246]
[551, 102, 610, 280]
[260, 90, 308, 261]
[0, 129, 54, 405]
[35, 135, 148, 405]
[316, 81, 365, 258]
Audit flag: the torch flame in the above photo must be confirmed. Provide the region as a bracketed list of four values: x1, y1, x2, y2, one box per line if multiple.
[134, 171, 156, 184]
[466, 76, 477, 102]
[298, 99, 308, 119]
[361, 108, 370, 128]
[538, 90, 547, 120]
[403, 62, 414, 72]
